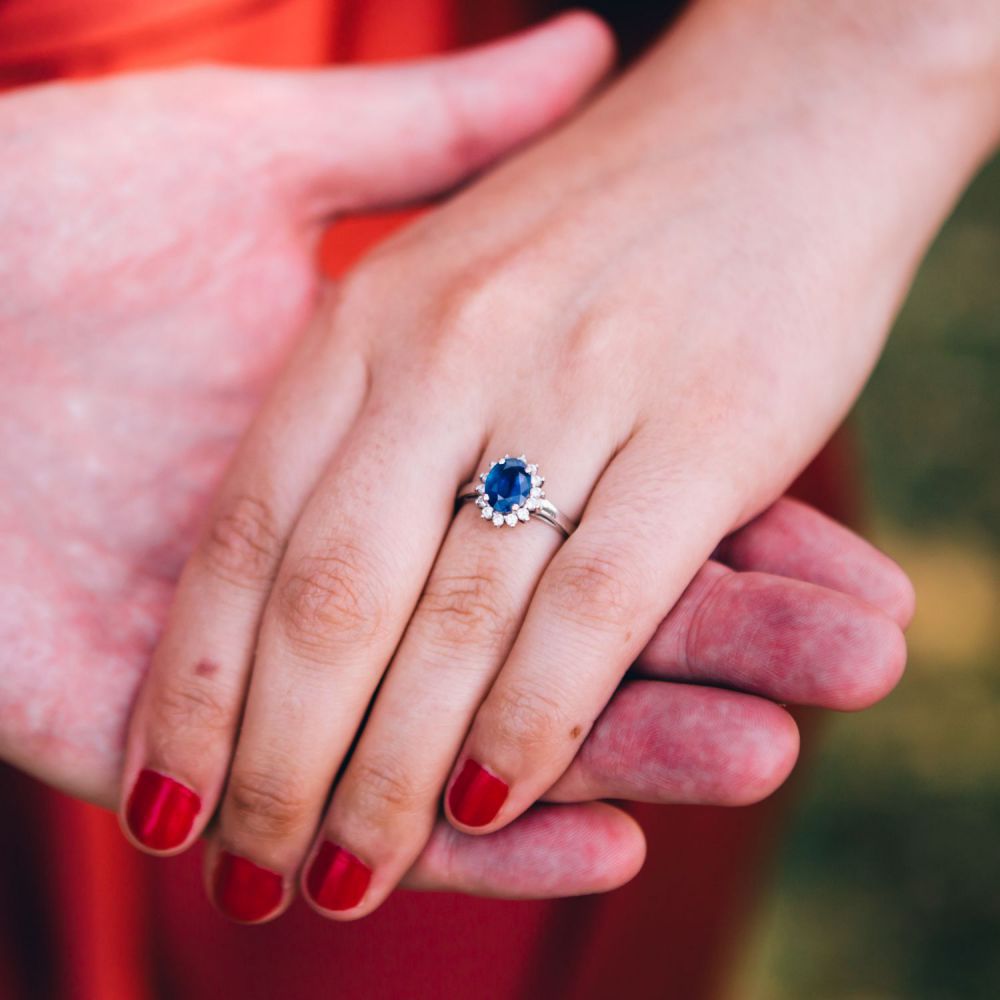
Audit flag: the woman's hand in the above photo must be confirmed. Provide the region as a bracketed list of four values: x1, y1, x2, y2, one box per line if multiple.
[113, 2, 976, 923]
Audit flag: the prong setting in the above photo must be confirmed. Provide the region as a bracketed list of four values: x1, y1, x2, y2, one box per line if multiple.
[473, 453, 551, 528]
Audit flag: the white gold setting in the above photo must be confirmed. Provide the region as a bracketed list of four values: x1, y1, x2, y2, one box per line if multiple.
[456, 453, 573, 538]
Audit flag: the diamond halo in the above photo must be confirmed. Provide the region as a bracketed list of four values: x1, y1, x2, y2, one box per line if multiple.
[474, 453, 546, 529]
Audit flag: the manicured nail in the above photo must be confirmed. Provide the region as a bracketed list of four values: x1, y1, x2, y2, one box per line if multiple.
[125, 769, 201, 850]
[306, 842, 372, 912]
[448, 759, 508, 828]
[212, 851, 284, 923]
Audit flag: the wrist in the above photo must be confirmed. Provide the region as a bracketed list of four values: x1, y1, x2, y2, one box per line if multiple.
[674, 0, 1000, 165]
[798, 0, 1000, 101]
[525, 0, 998, 379]
[764, 0, 1000, 154]
[585, 0, 999, 269]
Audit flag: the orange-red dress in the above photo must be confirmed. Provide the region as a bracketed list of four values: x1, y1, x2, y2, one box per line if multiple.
[0, 3, 858, 996]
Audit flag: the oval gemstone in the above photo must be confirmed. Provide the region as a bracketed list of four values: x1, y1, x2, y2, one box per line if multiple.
[484, 458, 533, 514]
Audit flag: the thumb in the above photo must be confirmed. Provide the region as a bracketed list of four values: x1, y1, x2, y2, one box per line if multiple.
[261, 12, 615, 214]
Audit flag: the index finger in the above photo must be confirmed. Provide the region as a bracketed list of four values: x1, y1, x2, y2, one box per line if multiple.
[717, 497, 915, 627]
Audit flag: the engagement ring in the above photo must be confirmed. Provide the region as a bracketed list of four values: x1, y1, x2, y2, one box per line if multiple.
[456, 454, 576, 538]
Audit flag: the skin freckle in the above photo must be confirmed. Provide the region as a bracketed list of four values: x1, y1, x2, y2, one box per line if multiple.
[570, 725, 583, 740]
[194, 659, 219, 678]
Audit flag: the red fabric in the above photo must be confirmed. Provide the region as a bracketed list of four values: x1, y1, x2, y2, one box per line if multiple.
[0, 3, 860, 997]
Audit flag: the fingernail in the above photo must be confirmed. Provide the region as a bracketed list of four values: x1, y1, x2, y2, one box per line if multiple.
[212, 851, 284, 923]
[125, 768, 201, 850]
[306, 842, 372, 912]
[448, 759, 508, 828]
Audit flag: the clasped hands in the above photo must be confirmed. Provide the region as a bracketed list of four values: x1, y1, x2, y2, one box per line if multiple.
[0, 14, 911, 924]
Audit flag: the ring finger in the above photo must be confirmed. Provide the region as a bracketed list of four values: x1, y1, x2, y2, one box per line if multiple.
[444, 427, 740, 835]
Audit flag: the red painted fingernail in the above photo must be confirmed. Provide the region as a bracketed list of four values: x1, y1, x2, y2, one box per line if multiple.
[306, 842, 372, 911]
[212, 852, 284, 923]
[125, 769, 201, 850]
[448, 759, 508, 828]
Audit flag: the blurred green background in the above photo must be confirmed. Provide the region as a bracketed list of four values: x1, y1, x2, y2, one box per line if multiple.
[733, 155, 1000, 999]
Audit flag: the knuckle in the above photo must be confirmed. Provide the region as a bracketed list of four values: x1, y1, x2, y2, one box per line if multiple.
[275, 545, 389, 656]
[545, 546, 646, 633]
[436, 260, 527, 336]
[410, 261, 525, 370]
[489, 679, 567, 752]
[435, 267, 503, 332]
[332, 260, 391, 330]
[430, 67, 491, 174]
[149, 676, 233, 751]
[225, 767, 310, 842]
[418, 567, 515, 651]
[562, 314, 621, 369]
[198, 493, 283, 590]
[348, 752, 427, 819]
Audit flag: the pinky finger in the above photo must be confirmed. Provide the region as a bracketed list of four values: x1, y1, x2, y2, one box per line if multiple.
[717, 497, 916, 628]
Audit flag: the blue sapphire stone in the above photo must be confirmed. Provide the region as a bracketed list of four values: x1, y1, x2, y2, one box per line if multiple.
[484, 458, 532, 514]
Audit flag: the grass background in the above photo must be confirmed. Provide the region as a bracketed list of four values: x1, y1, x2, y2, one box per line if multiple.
[732, 154, 1000, 999]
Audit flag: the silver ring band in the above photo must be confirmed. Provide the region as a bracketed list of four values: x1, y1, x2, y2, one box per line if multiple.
[456, 486, 576, 538]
